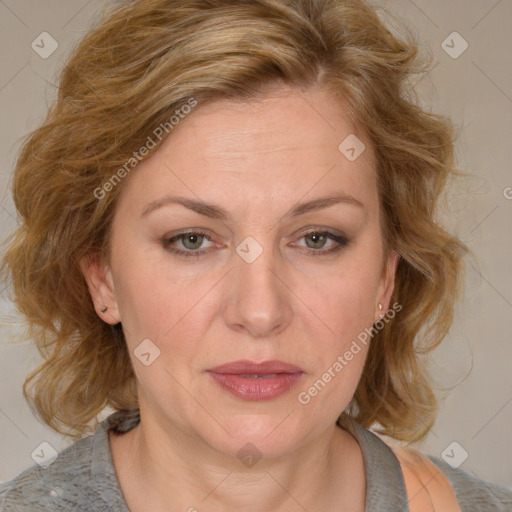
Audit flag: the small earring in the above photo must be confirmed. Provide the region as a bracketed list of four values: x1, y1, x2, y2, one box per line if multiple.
[378, 303, 383, 310]
[100, 306, 108, 313]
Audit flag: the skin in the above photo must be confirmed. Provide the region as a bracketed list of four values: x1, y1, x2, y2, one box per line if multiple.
[80, 84, 402, 512]
[392, 445, 463, 511]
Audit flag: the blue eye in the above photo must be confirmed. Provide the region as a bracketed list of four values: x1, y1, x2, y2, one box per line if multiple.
[162, 229, 349, 260]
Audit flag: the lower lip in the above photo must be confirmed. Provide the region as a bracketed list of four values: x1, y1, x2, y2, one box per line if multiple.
[207, 372, 304, 401]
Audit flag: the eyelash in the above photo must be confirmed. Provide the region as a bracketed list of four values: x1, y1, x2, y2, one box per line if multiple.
[162, 229, 349, 260]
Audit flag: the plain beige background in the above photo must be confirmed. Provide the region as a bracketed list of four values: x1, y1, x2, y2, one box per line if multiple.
[1, 0, 511, 488]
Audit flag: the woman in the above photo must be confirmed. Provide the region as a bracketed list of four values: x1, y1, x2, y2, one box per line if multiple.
[1, 0, 511, 510]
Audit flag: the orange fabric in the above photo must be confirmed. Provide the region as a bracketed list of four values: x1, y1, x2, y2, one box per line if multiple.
[391, 445, 462, 512]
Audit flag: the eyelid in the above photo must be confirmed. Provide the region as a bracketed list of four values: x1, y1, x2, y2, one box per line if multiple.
[289, 225, 347, 240]
[164, 230, 217, 249]
[164, 226, 346, 245]
[161, 226, 349, 259]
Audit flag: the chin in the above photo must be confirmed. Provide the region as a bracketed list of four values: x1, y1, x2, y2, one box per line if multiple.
[200, 415, 307, 461]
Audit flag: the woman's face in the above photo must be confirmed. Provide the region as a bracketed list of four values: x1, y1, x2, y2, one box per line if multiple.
[85, 85, 398, 458]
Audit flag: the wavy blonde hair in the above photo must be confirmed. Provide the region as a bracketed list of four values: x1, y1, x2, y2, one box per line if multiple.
[1, 0, 469, 442]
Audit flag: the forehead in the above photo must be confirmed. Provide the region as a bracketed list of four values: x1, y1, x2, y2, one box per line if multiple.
[116, 85, 378, 220]
[168, 86, 371, 160]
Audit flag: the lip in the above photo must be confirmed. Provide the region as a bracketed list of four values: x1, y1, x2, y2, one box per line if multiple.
[207, 360, 305, 401]
[208, 359, 304, 374]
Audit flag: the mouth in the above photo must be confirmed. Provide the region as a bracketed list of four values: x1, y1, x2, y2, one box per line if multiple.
[206, 360, 305, 401]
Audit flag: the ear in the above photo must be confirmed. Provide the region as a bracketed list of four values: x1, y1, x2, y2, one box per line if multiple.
[79, 253, 121, 325]
[375, 248, 400, 323]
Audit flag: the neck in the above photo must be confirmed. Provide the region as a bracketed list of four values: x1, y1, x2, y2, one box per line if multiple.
[109, 410, 366, 512]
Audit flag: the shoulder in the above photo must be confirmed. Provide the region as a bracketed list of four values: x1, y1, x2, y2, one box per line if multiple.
[390, 443, 512, 512]
[390, 444, 462, 512]
[0, 435, 95, 512]
[0, 410, 133, 512]
[427, 454, 512, 511]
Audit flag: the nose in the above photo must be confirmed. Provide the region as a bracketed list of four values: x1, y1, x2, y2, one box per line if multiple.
[223, 243, 293, 339]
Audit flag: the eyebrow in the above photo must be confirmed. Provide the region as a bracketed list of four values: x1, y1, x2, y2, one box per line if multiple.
[141, 193, 365, 220]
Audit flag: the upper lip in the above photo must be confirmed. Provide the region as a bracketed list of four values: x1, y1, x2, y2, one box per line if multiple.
[208, 360, 304, 375]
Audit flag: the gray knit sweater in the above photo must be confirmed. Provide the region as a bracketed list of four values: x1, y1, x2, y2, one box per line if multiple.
[1, 409, 511, 511]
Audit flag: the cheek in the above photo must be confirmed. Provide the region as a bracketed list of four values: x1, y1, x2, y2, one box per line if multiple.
[112, 254, 217, 359]
[301, 274, 375, 373]
[299, 254, 382, 341]
[293, 272, 377, 421]
[111, 221, 383, 360]
[291, 246, 382, 401]
[328, 272, 378, 334]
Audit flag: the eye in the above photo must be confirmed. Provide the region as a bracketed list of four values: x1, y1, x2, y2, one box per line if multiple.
[162, 231, 215, 258]
[294, 230, 349, 256]
[161, 228, 349, 260]
[303, 232, 333, 249]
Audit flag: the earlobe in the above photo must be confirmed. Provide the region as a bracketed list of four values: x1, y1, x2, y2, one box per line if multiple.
[78, 253, 121, 324]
